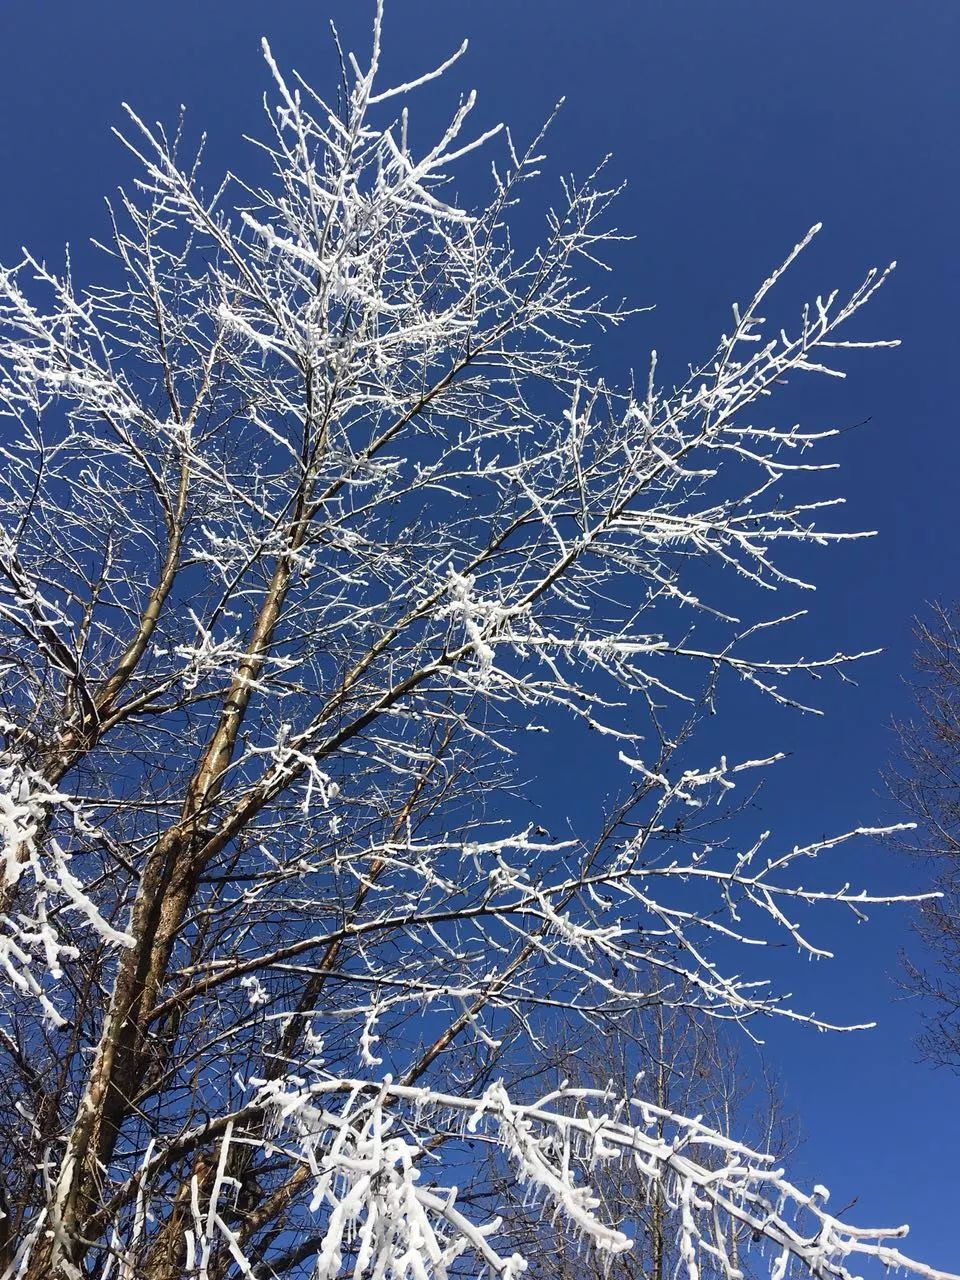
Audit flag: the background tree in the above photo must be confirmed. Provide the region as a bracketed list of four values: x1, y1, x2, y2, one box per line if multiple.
[889, 602, 960, 1067]
[0, 7, 952, 1279]
[485, 984, 798, 1280]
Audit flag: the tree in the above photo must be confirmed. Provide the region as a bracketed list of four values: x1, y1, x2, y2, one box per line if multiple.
[486, 989, 798, 1280]
[0, 7, 951, 1278]
[889, 602, 960, 1068]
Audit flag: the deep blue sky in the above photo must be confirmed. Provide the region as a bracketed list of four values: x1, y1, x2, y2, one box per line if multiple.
[1, 1, 957, 1271]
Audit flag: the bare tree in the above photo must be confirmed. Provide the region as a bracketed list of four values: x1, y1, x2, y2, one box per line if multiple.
[889, 602, 960, 1067]
[485, 987, 798, 1280]
[0, 7, 951, 1279]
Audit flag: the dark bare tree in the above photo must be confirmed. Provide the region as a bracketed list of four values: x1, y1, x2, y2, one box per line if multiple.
[486, 991, 797, 1280]
[889, 602, 960, 1067]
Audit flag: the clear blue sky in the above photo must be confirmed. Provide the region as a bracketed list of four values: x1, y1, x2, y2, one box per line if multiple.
[1, 1, 957, 1271]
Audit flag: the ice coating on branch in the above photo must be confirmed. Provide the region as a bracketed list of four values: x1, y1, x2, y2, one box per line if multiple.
[439, 569, 504, 684]
[248, 1075, 951, 1280]
[0, 757, 46, 889]
[255, 1083, 527, 1280]
[0, 758, 132, 1026]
